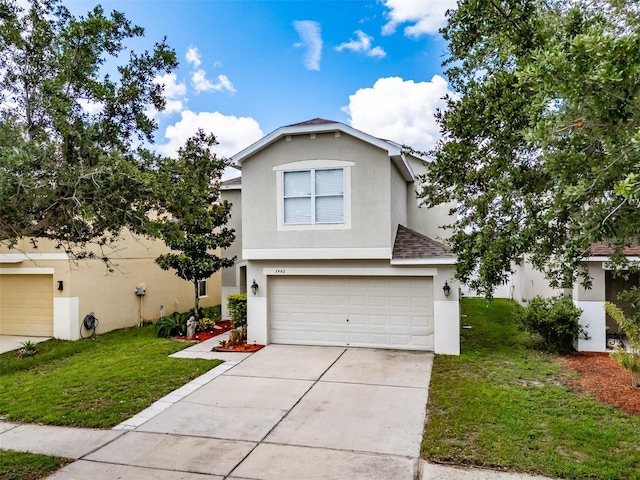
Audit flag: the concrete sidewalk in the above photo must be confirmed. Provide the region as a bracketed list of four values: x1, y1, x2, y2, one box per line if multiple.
[0, 336, 556, 480]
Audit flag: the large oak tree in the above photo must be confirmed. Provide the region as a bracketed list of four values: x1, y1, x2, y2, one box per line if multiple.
[419, 0, 640, 295]
[0, 0, 177, 257]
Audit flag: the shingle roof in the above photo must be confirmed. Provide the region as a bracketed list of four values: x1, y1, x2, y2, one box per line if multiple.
[392, 225, 454, 259]
[589, 242, 640, 256]
[285, 118, 337, 127]
[221, 176, 241, 186]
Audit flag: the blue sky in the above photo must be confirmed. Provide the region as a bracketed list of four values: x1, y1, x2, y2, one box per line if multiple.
[63, 0, 457, 173]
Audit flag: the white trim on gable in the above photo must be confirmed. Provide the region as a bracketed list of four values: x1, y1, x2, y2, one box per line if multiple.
[232, 121, 415, 181]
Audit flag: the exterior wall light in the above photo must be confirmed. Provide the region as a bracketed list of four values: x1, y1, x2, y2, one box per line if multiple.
[57, 280, 63, 291]
[443, 281, 451, 298]
[250, 279, 259, 295]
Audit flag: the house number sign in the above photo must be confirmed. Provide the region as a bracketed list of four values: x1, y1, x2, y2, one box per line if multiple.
[274, 269, 286, 274]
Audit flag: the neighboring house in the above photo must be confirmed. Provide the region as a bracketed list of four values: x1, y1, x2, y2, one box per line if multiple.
[510, 244, 640, 352]
[221, 118, 460, 354]
[0, 231, 221, 339]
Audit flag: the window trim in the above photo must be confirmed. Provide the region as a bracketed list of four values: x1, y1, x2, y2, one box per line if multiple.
[197, 279, 208, 298]
[274, 159, 353, 231]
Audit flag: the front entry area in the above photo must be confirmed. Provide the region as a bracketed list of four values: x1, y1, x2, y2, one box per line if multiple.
[269, 275, 434, 350]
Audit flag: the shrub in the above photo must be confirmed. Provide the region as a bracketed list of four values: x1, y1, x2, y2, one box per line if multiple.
[227, 293, 247, 329]
[17, 340, 38, 358]
[155, 312, 190, 338]
[517, 296, 584, 353]
[203, 305, 221, 319]
[197, 317, 216, 332]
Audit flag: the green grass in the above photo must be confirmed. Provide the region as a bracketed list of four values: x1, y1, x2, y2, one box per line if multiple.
[0, 325, 221, 428]
[423, 298, 640, 480]
[0, 450, 72, 480]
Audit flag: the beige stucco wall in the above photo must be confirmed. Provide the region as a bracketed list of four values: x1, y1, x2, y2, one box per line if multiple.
[241, 132, 393, 251]
[0, 232, 221, 338]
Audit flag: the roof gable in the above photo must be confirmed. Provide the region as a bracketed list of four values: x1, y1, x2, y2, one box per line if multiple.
[230, 119, 418, 181]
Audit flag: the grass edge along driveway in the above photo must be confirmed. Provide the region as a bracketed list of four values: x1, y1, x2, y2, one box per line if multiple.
[423, 298, 640, 480]
[0, 449, 72, 480]
[0, 325, 221, 428]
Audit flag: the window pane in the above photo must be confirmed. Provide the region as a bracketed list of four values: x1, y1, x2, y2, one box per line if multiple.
[316, 196, 344, 223]
[284, 197, 311, 224]
[315, 169, 343, 196]
[284, 171, 311, 197]
[198, 280, 207, 297]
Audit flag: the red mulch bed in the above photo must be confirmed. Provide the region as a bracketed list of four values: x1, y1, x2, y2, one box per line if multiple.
[173, 320, 232, 342]
[173, 320, 264, 352]
[212, 343, 264, 352]
[558, 351, 640, 417]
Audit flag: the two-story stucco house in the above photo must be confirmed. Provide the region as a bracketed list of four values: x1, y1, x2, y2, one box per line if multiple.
[221, 119, 460, 354]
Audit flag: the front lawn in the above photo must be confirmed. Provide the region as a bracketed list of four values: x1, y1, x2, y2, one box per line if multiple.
[423, 298, 640, 480]
[0, 450, 72, 480]
[0, 326, 221, 428]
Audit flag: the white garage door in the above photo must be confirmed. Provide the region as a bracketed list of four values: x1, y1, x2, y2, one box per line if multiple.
[0, 274, 54, 336]
[270, 276, 433, 350]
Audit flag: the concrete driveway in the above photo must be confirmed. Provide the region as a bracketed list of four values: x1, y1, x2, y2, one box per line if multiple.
[0, 335, 51, 354]
[47, 344, 433, 479]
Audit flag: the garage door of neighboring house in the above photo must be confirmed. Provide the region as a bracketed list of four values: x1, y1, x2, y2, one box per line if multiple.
[269, 276, 434, 350]
[0, 275, 54, 336]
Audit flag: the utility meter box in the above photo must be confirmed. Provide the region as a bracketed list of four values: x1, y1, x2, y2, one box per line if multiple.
[135, 286, 146, 296]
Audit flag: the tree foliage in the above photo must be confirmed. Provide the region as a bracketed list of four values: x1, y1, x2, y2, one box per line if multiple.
[418, 0, 640, 295]
[0, 0, 177, 256]
[154, 130, 235, 319]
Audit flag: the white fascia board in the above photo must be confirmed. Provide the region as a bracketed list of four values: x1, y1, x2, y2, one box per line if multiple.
[221, 184, 241, 191]
[243, 247, 391, 260]
[0, 267, 55, 274]
[391, 257, 457, 266]
[589, 257, 640, 268]
[263, 267, 438, 277]
[393, 153, 415, 182]
[0, 253, 68, 261]
[231, 122, 403, 165]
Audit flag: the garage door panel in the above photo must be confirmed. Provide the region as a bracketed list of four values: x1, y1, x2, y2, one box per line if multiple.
[0, 275, 54, 336]
[269, 276, 434, 351]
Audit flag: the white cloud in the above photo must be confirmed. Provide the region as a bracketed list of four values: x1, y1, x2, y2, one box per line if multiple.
[155, 72, 187, 99]
[336, 30, 386, 58]
[146, 73, 187, 118]
[381, 0, 456, 38]
[77, 98, 104, 115]
[293, 20, 322, 71]
[186, 46, 201, 67]
[191, 70, 236, 94]
[158, 110, 264, 162]
[344, 76, 455, 152]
